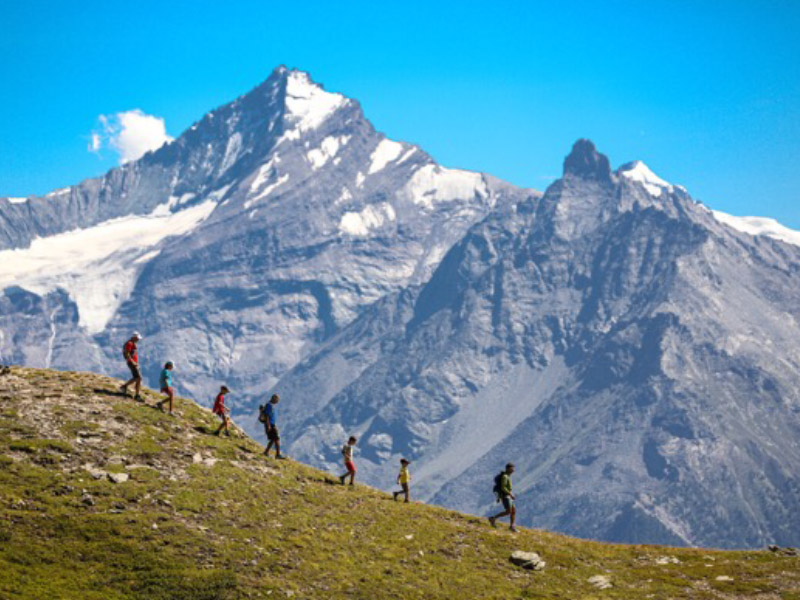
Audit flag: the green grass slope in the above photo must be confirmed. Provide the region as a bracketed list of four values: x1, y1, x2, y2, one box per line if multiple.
[0, 367, 797, 599]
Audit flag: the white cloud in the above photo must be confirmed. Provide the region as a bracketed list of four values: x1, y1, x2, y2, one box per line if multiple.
[90, 109, 173, 164]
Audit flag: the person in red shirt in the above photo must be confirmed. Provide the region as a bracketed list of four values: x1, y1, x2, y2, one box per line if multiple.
[212, 385, 231, 437]
[120, 332, 143, 401]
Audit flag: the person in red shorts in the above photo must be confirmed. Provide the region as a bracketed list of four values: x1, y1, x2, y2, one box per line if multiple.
[212, 385, 231, 437]
[155, 361, 175, 414]
[339, 436, 357, 485]
[120, 332, 143, 401]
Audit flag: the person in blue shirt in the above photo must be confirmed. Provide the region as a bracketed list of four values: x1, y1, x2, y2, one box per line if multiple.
[261, 394, 284, 458]
[156, 361, 175, 414]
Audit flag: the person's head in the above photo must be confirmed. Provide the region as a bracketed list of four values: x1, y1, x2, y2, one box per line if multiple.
[505, 462, 515, 474]
[348, 436, 357, 445]
[131, 332, 142, 342]
[165, 361, 174, 370]
[400, 458, 410, 466]
[270, 394, 280, 404]
[220, 385, 230, 394]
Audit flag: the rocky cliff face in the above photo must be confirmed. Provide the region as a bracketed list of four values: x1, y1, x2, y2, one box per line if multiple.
[0, 67, 534, 414]
[274, 140, 800, 548]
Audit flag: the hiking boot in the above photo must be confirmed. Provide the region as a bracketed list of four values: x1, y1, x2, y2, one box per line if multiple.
[509, 526, 518, 533]
[276, 454, 287, 460]
[339, 475, 346, 485]
[488, 516, 497, 528]
[134, 394, 144, 402]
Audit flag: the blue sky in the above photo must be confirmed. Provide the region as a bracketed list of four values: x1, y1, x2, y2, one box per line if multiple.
[2, 0, 799, 225]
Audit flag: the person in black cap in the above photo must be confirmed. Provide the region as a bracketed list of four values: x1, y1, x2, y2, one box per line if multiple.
[392, 458, 411, 503]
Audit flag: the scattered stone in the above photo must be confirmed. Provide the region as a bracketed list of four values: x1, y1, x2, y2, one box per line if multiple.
[83, 464, 107, 480]
[192, 453, 203, 464]
[715, 575, 733, 582]
[81, 493, 95, 506]
[108, 472, 129, 484]
[10, 499, 28, 510]
[151, 523, 159, 530]
[588, 575, 613, 590]
[510, 550, 546, 571]
[768, 545, 797, 557]
[202, 457, 218, 467]
[52, 485, 75, 496]
[404, 534, 414, 540]
[654, 556, 680, 565]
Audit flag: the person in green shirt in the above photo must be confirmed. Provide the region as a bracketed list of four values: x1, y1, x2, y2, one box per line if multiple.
[489, 463, 517, 533]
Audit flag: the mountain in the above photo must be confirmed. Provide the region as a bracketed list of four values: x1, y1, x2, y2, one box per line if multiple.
[4, 68, 800, 550]
[2, 366, 798, 599]
[0, 67, 534, 415]
[273, 139, 800, 549]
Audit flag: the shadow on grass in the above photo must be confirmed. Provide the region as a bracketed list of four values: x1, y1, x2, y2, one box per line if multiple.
[93, 388, 128, 398]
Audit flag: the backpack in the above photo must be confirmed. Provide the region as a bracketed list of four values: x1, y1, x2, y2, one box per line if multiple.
[492, 471, 505, 502]
[258, 405, 267, 423]
[121, 342, 128, 360]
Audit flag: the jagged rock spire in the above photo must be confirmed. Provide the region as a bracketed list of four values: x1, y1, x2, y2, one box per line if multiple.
[563, 139, 612, 183]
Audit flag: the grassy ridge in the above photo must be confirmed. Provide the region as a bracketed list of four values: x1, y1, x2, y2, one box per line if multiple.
[0, 367, 797, 599]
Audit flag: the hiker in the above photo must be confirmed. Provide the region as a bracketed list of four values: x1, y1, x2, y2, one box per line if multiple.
[392, 458, 411, 502]
[260, 393, 284, 459]
[156, 361, 175, 414]
[212, 385, 231, 436]
[120, 332, 143, 401]
[489, 463, 517, 533]
[339, 436, 357, 485]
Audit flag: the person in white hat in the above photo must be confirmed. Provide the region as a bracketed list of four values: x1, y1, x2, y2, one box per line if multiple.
[120, 332, 143, 401]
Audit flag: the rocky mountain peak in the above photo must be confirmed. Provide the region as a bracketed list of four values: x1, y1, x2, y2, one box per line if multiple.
[562, 139, 613, 183]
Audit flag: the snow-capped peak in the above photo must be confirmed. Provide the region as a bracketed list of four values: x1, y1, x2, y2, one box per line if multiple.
[283, 70, 349, 133]
[619, 160, 672, 197]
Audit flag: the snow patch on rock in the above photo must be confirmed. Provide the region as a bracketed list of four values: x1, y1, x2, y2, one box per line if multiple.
[619, 161, 672, 197]
[307, 135, 350, 170]
[711, 211, 800, 247]
[402, 165, 489, 209]
[339, 203, 396, 236]
[244, 174, 289, 209]
[284, 71, 348, 133]
[368, 139, 404, 174]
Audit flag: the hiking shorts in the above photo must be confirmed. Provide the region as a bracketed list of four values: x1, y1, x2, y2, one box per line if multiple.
[267, 425, 280, 442]
[161, 386, 174, 396]
[127, 361, 141, 379]
[502, 496, 515, 511]
[345, 460, 356, 474]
